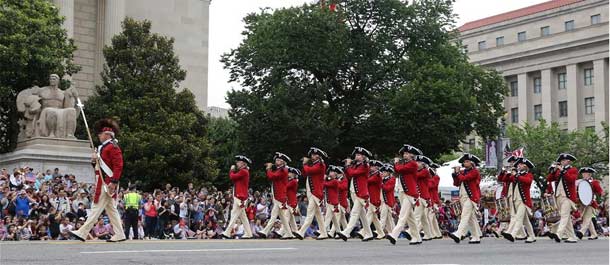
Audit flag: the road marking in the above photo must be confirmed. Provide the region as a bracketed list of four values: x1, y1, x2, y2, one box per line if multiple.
[80, 247, 297, 254]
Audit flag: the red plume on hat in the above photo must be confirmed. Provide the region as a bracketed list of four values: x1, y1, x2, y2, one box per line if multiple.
[93, 118, 120, 136]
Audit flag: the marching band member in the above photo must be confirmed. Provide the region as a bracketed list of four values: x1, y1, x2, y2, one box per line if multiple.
[294, 147, 328, 240]
[69, 118, 125, 242]
[221, 155, 254, 239]
[501, 158, 536, 243]
[498, 156, 527, 240]
[379, 164, 396, 239]
[330, 167, 349, 238]
[284, 167, 301, 236]
[576, 167, 604, 240]
[414, 155, 434, 241]
[323, 165, 342, 238]
[448, 153, 482, 244]
[337, 147, 373, 241]
[386, 144, 422, 245]
[427, 163, 442, 239]
[545, 153, 578, 243]
[366, 160, 385, 239]
[258, 152, 293, 239]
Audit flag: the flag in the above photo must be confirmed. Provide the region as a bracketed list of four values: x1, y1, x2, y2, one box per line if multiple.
[504, 147, 524, 158]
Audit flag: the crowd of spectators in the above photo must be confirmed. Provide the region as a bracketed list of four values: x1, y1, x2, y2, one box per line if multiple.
[0, 167, 607, 241]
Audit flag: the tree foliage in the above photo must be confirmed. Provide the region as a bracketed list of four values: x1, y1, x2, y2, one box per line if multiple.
[223, 0, 506, 168]
[84, 18, 217, 189]
[0, 0, 79, 153]
[506, 120, 609, 191]
[207, 117, 241, 189]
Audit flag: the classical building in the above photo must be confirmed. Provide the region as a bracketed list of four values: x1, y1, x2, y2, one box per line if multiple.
[51, 0, 211, 110]
[206, 106, 229, 118]
[459, 0, 608, 151]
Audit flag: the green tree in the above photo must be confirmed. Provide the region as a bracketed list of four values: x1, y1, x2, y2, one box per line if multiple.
[506, 120, 609, 191]
[0, 0, 80, 153]
[207, 116, 241, 189]
[223, 0, 506, 167]
[84, 18, 217, 190]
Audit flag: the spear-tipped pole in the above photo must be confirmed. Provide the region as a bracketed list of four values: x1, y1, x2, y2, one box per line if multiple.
[76, 98, 105, 192]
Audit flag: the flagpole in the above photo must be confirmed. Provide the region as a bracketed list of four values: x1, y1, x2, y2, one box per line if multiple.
[76, 98, 106, 193]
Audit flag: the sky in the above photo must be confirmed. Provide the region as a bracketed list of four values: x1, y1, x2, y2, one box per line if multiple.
[208, 0, 548, 108]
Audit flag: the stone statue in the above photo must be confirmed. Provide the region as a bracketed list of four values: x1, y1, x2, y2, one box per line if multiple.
[16, 74, 78, 139]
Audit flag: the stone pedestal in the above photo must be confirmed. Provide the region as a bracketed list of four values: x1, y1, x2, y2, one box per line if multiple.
[0, 138, 94, 183]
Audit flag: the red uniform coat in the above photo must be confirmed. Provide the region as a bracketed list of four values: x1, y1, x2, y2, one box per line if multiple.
[394, 160, 419, 198]
[497, 172, 510, 198]
[346, 162, 370, 199]
[338, 177, 349, 208]
[266, 166, 288, 203]
[94, 141, 123, 203]
[230, 168, 250, 201]
[416, 169, 431, 200]
[382, 176, 396, 207]
[367, 172, 382, 207]
[514, 171, 533, 208]
[324, 178, 339, 205]
[452, 168, 481, 203]
[303, 161, 327, 200]
[546, 166, 578, 203]
[428, 174, 440, 205]
[286, 178, 298, 208]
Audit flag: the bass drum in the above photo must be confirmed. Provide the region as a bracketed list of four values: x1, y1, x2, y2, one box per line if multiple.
[577, 180, 593, 206]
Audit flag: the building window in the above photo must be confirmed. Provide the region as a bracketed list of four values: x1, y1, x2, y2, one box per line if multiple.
[510, 81, 518, 97]
[591, 14, 601, 25]
[464, 45, 468, 53]
[565, 20, 575, 31]
[496, 36, 504, 46]
[511, 108, 519, 123]
[584, 68, 593, 86]
[534, 104, 542, 121]
[585, 97, 594, 114]
[559, 101, 568, 117]
[558, 73, 567, 89]
[533, 77, 541, 93]
[540, 26, 550, 36]
[478, 41, 486, 50]
[517, 31, 526, 42]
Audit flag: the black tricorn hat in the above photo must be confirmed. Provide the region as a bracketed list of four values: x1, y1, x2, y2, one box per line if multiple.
[399, 144, 422, 156]
[579, 167, 596, 174]
[234, 155, 252, 164]
[351, 146, 372, 158]
[93, 118, 120, 135]
[516, 158, 535, 169]
[458, 153, 481, 166]
[556, 153, 576, 162]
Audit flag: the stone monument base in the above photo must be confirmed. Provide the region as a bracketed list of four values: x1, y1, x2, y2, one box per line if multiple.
[0, 137, 94, 183]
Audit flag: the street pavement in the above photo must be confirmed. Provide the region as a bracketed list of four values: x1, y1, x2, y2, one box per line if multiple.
[0, 237, 608, 265]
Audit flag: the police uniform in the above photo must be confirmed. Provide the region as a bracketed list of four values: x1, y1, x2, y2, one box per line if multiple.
[259, 153, 293, 239]
[546, 153, 578, 243]
[69, 118, 126, 242]
[576, 167, 604, 240]
[123, 186, 141, 239]
[502, 158, 536, 243]
[337, 147, 374, 241]
[222, 155, 254, 239]
[448, 153, 482, 244]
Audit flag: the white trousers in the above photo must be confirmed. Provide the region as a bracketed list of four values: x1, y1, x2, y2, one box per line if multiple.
[427, 205, 442, 238]
[550, 196, 576, 241]
[579, 206, 598, 238]
[379, 202, 395, 236]
[223, 197, 253, 238]
[366, 204, 385, 238]
[323, 203, 340, 237]
[510, 199, 535, 240]
[453, 197, 481, 241]
[297, 190, 327, 238]
[389, 193, 420, 242]
[73, 186, 124, 241]
[414, 200, 433, 239]
[261, 199, 292, 238]
[340, 193, 372, 238]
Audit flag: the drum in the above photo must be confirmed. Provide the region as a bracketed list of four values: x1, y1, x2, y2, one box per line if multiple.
[577, 180, 593, 206]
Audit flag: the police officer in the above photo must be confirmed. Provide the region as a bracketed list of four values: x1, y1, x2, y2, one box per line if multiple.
[123, 184, 142, 240]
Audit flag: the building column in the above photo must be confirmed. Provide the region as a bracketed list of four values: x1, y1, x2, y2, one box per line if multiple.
[517, 73, 529, 126]
[53, 0, 74, 38]
[566, 64, 579, 131]
[593, 59, 609, 132]
[104, 0, 126, 45]
[540, 69, 554, 122]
